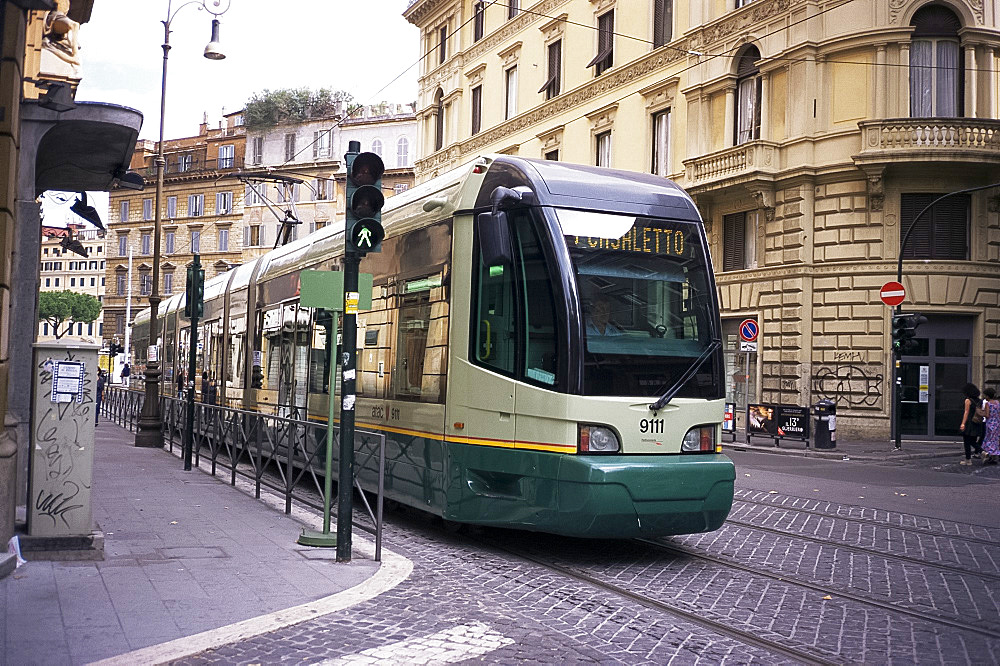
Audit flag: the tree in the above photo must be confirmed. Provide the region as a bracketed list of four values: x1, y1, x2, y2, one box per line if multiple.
[244, 87, 354, 130]
[38, 290, 101, 339]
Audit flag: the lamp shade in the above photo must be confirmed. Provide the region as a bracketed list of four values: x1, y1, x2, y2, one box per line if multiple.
[204, 19, 225, 60]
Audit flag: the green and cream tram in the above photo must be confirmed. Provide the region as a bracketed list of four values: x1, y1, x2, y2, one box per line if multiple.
[133, 156, 735, 538]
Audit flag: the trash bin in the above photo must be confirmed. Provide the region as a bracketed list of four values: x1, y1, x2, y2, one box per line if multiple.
[813, 400, 837, 449]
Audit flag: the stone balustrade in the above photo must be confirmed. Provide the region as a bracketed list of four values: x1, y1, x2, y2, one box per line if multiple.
[682, 141, 779, 189]
[857, 118, 1000, 161]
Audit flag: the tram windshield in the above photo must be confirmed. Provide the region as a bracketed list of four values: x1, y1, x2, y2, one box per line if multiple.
[555, 209, 721, 399]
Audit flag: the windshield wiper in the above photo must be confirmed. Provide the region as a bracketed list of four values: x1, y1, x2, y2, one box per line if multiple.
[648, 339, 721, 412]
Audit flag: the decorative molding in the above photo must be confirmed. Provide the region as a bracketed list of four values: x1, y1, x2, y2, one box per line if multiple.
[586, 102, 618, 132]
[589, 0, 615, 14]
[890, 0, 983, 24]
[689, 0, 794, 50]
[539, 12, 568, 39]
[640, 77, 679, 111]
[465, 62, 487, 85]
[536, 124, 564, 150]
[464, 0, 568, 63]
[867, 173, 884, 212]
[748, 187, 776, 221]
[497, 40, 522, 65]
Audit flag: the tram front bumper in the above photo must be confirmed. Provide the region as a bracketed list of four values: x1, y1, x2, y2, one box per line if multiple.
[548, 454, 736, 538]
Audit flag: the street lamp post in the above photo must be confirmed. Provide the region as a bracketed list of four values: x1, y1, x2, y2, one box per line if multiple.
[135, 0, 231, 447]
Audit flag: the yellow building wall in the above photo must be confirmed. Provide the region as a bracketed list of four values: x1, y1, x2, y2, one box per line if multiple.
[831, 50, 871, 128]
[711, 92, 725, 151]
[770, 68, 787, 142]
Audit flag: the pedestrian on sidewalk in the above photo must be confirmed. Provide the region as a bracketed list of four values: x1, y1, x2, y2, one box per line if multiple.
[959, 383, 984, 465]
[95, 370, 106, 425]
[978, 387, 1000, 465]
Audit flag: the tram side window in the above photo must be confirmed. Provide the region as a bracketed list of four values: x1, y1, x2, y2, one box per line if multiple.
[261, 306, 282, 391]
[512, 211, 558, 385]
[393, 291, 436, 401]
[473, 252, 516, 376]
[310, 309, 334, 394]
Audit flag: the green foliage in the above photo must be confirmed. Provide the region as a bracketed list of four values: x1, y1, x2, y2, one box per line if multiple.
[244, 87, 354, 130]
[38, 290, 102, 339]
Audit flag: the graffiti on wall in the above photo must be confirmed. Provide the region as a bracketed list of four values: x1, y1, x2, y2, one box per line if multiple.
[812, 364, 883, 407]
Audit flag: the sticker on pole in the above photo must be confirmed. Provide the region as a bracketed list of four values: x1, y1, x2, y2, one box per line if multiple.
[739, 319, 759, 342]
[345, 291, 359, 315]
[880, 281, 905, 306]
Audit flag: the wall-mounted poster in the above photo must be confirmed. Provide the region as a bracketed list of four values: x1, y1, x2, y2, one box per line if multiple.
[748, 403, 810, 440]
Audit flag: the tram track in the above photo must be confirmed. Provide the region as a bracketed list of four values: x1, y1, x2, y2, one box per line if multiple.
[640, 538, 1000, 640]
[733, 494, 1000, 548]
[722, 516, 1000, 582]
[489, 538, 840, 666]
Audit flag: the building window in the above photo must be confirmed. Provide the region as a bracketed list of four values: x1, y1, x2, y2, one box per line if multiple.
[652, 109, 670, 176]
[117, 273, 127, 295]
[245, 182, 265, 206]
[434, 89, 445, 151]
[540, 40, 562, 100]
[251, 136, 263, 165]
[90, 277, 95, 287]
[371, 138, 383, 157]
[397, 137, 409, 167]
[178, 153, 193, 172]
[394, 183, 409, 194]
[245, 224, 261, 247]
[909, 5, 962, 118]
[736, 0, 757, 6]
[314, 178, 334, 201]
[191, 230, 201, 254]
[545, 149, 559, 161]
[119, 200, 129, 222]
[116, 314, 125, 335]
[44, 278, 50, 287]
[141, 233, 151, 255]
[142, 198, 153, 220]
[900, 193, 969, 260]
[218, 144, 235, 168]
[313, 130, 331, 159]
[595, 131, 611, 167]
[118, 235, 127, 257]
[723, 212, 757, 271]
[587, 10, 614, 76]
[653, 0, 672, 47]
[164, 272, 173, 294]
[508, 0, 519, 19]
[167, 196, 176, 219]
[188, 194, 204, 217]
[505, 66, 518, 120]
[473, 2, 485, 42]
[735, 46, 762, 145]
[216, 191, 233, 215]
[471, 85, 483, 136]
[277, 183, 300, 203]
[140, 273, 151, 296]
[438, 24, 448, 64]
[218, 228, 229, 252]
[165, 231, 175, 254]
[70, 277, 75, 287]
[284, 133, 296, 161]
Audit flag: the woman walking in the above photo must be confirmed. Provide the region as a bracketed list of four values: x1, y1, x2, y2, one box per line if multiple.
[979, 388, 1000, 465]
[959, 383, 983, 465]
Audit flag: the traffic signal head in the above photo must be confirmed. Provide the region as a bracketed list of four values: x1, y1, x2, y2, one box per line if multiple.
[184, 266, 205, 318]
[891, 313, 927, 354]
[345, 147, 385, 255]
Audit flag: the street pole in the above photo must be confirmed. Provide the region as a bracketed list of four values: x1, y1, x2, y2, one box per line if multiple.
[123, 248, 132, 384]
[337, 254, 359, 562]
[183, 254, 201, 471]
[890, 182, 1000, 450]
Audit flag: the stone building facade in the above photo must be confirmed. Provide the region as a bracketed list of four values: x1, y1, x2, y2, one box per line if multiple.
[36, 225, 107, 341]
[242, 103, 418, 257]
[104, 112, 246, 348]
[404, 0, 1000, 440]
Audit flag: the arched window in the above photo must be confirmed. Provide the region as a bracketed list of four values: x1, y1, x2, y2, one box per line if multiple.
[735, 45, 761, 145]
[371, 139, 383, 157]
[434, 89, 445, 152]
[910, 5, 962, 117]
[397, 137, 410, 167]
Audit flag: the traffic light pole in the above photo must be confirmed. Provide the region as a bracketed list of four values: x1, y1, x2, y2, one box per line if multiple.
[337, 252, 360, 562]
[183, 253, 202, 472]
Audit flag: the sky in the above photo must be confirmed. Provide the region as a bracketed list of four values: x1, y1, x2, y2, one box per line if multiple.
[75, 0, 422, 142]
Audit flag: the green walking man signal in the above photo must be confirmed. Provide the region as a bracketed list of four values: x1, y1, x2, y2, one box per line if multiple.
[345, 149, 385, 256]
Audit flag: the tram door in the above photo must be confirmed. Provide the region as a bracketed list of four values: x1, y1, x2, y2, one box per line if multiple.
[275, 302, 310, 420]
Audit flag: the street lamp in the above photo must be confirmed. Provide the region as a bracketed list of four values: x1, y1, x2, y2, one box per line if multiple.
[135, 0, 231, 448]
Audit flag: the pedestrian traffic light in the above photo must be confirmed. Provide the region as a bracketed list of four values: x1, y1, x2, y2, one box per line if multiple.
[345, 144, 385, 256]
[108, 342, 123, 356]
[184, 263, 205, 319]
[891, 313, 927, 354]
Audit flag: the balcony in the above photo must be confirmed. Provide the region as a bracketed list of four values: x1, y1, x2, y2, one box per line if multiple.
[854, 118, 1000, 168]
[682, 141, 779, 194]
[142, 157, 244, 178]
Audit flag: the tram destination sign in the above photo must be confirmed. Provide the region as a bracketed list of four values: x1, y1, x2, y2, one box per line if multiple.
[569, 225, 688, 257]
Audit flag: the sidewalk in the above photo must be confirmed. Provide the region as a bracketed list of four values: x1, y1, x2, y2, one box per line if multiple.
[1, 419, 400, 666]
[722, 431, 959, 462]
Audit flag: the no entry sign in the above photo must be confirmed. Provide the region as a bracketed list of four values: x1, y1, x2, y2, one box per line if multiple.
[739, 319, 759, 342]
[880, 281, 905, 307]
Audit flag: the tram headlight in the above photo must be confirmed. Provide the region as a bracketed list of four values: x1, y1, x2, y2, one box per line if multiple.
[578, 424, 620, 453]
[682, 425, 717, 453]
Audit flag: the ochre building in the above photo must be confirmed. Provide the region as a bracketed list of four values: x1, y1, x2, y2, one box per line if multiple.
[404, 0, 1000, 440]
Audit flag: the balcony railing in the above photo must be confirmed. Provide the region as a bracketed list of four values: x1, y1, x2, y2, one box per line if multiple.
[856, 118, 1000, 164]
[682, 140, 779, 190]
[143, 157, 244, 178]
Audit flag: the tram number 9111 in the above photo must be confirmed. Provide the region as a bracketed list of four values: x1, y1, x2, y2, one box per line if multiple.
[640, 418, 665, 434]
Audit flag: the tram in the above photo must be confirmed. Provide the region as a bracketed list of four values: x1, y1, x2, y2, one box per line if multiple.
[132, 156, 735, 538]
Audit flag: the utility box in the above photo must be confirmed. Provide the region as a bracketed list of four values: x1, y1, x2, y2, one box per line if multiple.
[28, 342, 100, 537]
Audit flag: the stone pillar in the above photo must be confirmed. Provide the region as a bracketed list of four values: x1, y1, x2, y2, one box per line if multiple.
[965, 45, 978, 118]
[759, 73, 770, 141]
[700, 94, 711, 154]
[875, 44, 887, 119]
[724, 87, 735, 148]
[814, 55, 827, 133]
[899, 43, 910, 117]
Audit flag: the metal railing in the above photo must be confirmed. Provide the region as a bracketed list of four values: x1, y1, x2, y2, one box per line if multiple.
[103, 386, 386, 560]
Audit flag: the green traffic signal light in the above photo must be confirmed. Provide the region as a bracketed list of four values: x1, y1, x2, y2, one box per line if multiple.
[345, 149, 385, 256]
[184, 264, 205, 319]
[891, 313, 927, 354]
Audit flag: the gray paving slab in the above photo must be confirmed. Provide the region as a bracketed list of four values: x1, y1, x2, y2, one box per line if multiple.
[1, 420, 381, 665]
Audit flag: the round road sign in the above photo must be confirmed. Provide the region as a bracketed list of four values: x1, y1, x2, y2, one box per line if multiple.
[739, 319, 759, 342]
[880, 281, 905, 307]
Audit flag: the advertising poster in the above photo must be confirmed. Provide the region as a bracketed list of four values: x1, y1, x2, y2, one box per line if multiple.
[722, 403, 735, 432]
[748, 403, 810, 440]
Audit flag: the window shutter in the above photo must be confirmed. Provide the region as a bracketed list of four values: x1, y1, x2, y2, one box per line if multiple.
[901, 193, 934, 259]
[723, 213, 746, 271]
[935, 194, 969, 260]
[313, 132, 319, 159]
[653, 0, 673, 47]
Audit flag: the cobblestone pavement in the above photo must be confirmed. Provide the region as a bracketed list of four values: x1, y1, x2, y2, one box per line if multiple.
[172, 487, 1000, 665]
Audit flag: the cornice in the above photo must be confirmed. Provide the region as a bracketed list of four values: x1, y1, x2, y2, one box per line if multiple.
[464, 0, 569, 62]
[688, 0, 797, 51]
[403, 0, 452, 26]
[715, 260, 1000, 286]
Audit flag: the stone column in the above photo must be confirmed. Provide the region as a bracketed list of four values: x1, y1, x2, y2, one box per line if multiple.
[899, 43, 910, 117]
[759, 73, 770, 141]
[724, 86, 736, 148]
[701, 94, 712, 154]
[965, 45, 978, 118]
[814, 55, 827, 133]
[875, 44, 887, 119]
